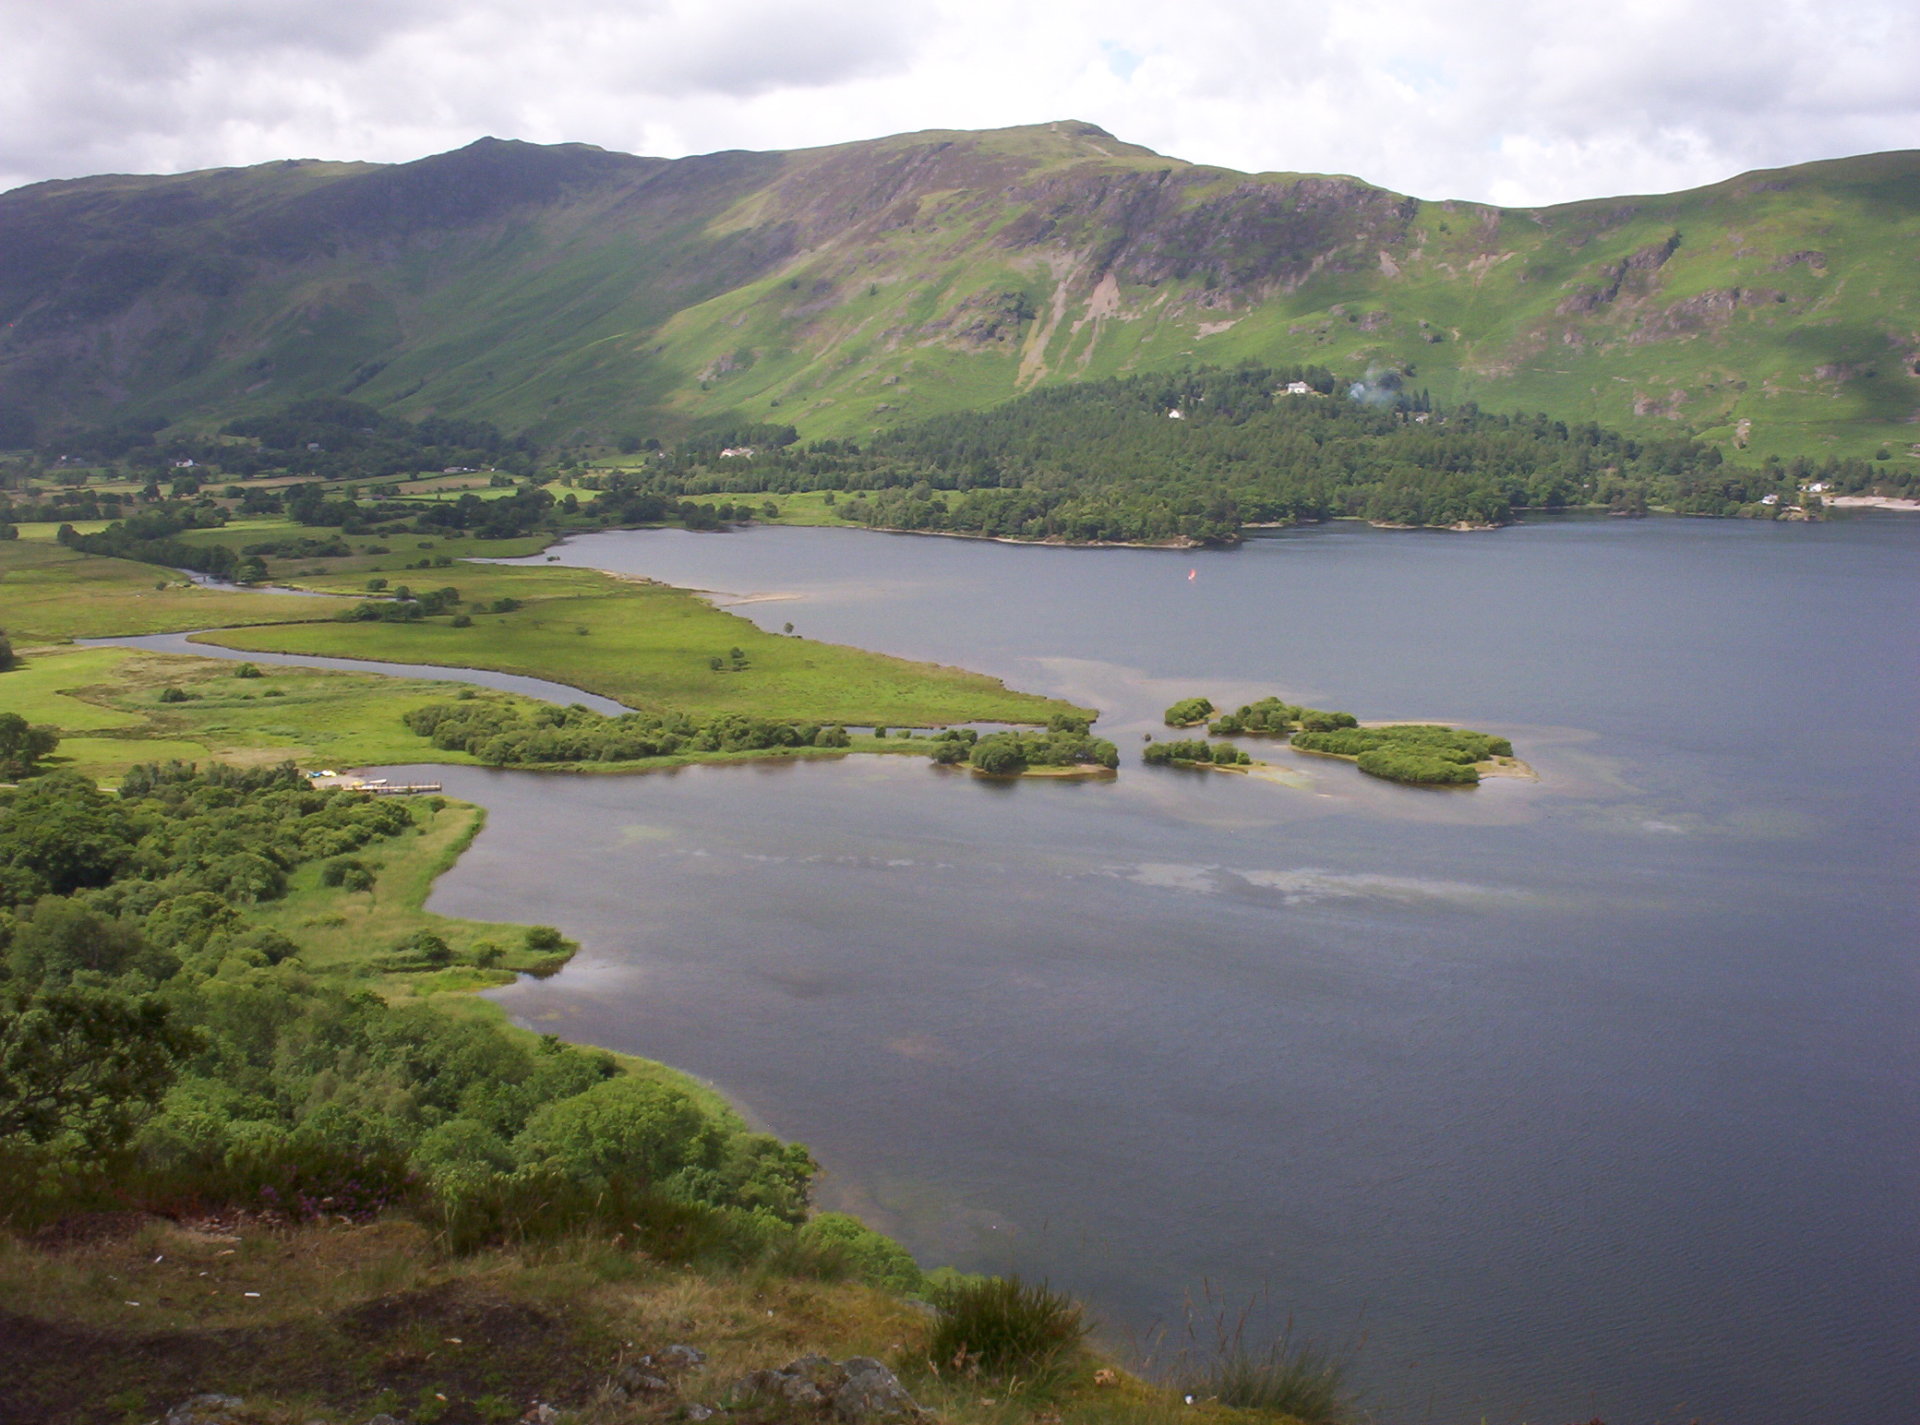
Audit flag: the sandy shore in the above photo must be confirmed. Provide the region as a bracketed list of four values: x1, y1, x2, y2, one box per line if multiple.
[1827, 495, 1920, 512]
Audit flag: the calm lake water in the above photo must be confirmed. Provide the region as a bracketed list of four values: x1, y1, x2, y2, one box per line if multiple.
[403, 516, 1915, 1425]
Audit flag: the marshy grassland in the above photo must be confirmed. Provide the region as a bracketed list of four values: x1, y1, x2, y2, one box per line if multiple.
[0, 538, 342, 642]
[192, 564, 1073, 728]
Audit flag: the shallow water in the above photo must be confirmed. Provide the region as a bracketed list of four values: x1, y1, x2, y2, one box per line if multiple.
[415, 515, 1912, 1424]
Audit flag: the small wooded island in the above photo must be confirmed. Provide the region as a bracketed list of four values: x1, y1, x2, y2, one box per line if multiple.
[1154, 696, 1525, 786]
[936, 719, 1121, 777]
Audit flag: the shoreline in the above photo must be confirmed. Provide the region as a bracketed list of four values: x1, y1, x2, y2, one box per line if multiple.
[857, 522, 1217, 550]
[961, 761, 1117, 780]
[1826, 494, 1920, 512]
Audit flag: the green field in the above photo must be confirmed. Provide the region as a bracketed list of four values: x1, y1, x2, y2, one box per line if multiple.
[3, 536, 1076, 782]
[197, 566, 1074, 726]
[5, 645, 517, 779]
[761, 490, 859, 527]
[0, 539, 343, 641]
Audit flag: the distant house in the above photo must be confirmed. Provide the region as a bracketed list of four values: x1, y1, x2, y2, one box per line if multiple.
[1807, 481, 1830, 493]
[1281, 381, 1318, 396]
[1167, 410, 1184, 420]
[1760, 493, 1780, 505]
[719, 446, 756, 458]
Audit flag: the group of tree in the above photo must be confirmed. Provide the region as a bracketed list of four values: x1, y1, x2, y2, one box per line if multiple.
[1149, 690, 1514, 786]
[1290, 724, 1513, 786]
[402, 695, 856, 766]
[0, 712, 60, 782]
[568, 364, 1836, 540]
[0, 763, 816, 1240]
[336, 584, 464, 623]
[1164, 694, 1360, 736]
[1142, 738, 1252, 767]
[935, 717, 1119, 775]
[1207, 697, 1359, 735]
[56, 505, 242, 580]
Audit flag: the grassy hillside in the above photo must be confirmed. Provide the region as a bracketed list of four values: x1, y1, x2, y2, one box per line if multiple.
[2, 124, 1915, 466]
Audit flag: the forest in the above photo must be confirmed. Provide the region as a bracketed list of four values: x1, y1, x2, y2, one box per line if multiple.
[584, 365, 1873, 540]
[0, 763, 823, 1249]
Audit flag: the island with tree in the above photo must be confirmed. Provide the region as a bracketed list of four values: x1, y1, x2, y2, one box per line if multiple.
[1157, 694, 1527, 786]
[933, 717, 1121, 778]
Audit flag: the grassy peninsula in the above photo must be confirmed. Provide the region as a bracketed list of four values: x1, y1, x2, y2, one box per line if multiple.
[193, 564, 1068, 729]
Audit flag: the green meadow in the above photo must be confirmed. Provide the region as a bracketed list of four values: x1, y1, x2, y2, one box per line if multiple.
[0, 539, 342, 641]
[4, 646, 503, 779]
[198, 565, 1073, 726]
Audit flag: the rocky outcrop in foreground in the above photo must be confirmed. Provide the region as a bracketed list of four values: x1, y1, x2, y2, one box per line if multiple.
[150, 1350, 931, 1425]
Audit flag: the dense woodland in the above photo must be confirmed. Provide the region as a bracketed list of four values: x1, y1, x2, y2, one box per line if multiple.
[403, 695, 857, 765]
[592, 366, 1892, 539]
[0, 764, 827, 1249]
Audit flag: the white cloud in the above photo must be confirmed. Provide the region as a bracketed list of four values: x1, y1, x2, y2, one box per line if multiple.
[1, 0, 1915, 204]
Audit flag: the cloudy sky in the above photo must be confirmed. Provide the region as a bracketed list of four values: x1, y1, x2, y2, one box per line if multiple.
[4, 0, 1915, 205]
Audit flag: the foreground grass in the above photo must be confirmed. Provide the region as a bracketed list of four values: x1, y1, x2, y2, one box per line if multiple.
[197, 567, 1076, 726]
[0, 1215, 1287, 1425]
[0, 540, 341, 641]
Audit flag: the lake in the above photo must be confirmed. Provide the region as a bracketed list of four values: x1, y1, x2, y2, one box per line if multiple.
[406, 514, 1916, 1424]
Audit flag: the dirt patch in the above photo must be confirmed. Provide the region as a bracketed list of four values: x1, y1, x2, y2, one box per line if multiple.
[0, 1233, 614, 1425]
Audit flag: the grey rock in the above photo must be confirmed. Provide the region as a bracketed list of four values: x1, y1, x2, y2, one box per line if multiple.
[362, 1417, 406, 1425]
[161, 1397, 249, 1425]
[607, 1359, 678, 1403]
[780, 1378, 827, 1408]
[725, 1368, 790, 1406]
[726, 1362, 827, 1407]
[682, 1408, 718, 1423]
[831, 1360, 926, 1423]
[661, 1343, 709, 1371]
[723, 1355, 925, 1422]
[519, 1406, 561, 1425]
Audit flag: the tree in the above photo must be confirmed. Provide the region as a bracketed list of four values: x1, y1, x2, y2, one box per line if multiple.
[0, 771, 135, 901]
[969, 736, 1028, 775]
[0, 712, 58, 779]
[0, 628, 15, 672]
[513, 1076, 717, 1188]
[0, 989, 202, 1152]
[5, 897, 162, 987]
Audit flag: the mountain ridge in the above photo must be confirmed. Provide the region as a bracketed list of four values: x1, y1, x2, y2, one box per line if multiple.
[2, 121, 1915, 461]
